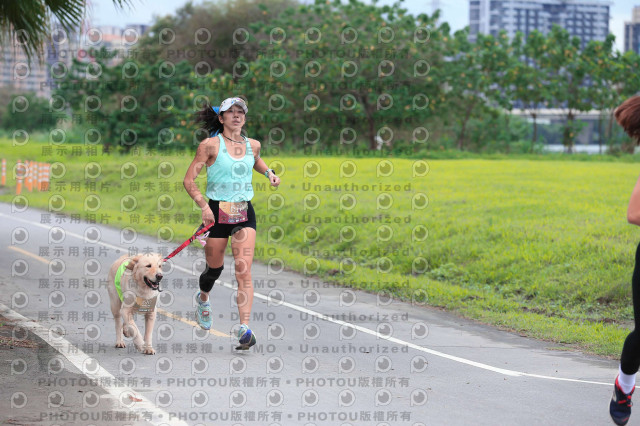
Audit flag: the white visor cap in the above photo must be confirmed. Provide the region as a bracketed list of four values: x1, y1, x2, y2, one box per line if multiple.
[220, 97, 248, 114]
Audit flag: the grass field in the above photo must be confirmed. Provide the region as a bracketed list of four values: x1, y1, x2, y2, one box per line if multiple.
[2, 139, 639, 356]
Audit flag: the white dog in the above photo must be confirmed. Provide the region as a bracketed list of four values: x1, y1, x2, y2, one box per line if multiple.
[106, 253, 164, 355]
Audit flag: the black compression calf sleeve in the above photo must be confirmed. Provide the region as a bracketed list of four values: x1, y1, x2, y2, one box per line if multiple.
[199, 264, 224, 292]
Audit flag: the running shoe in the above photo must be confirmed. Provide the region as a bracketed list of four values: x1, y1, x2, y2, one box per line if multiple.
[235, 323, 256, 350]
[610, 376, 634, 426]
[195, 292, 212, 330]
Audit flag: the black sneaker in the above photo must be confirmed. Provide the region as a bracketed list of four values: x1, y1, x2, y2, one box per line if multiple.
[610, 376, 634, 426]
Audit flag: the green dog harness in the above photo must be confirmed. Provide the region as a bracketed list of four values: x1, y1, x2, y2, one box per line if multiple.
[114, 260, 130, 302]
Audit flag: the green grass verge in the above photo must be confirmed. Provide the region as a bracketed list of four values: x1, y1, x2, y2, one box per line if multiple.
[0, 138, 637, 357]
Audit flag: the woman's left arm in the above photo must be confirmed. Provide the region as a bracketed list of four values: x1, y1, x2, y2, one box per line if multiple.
[251, 139, 280, 187]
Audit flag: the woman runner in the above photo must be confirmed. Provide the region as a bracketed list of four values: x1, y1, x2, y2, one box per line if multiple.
[183, 96, 280, 350]
[610, 95, 640, 425]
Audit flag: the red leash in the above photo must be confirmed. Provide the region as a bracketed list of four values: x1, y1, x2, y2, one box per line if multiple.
[163, 222, 214, 262]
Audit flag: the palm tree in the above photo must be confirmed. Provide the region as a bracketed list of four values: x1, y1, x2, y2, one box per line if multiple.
[0, 0, 131, 61]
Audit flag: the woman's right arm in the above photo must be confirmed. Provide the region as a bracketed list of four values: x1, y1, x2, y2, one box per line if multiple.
[628, 174, 640, 226]
[184, 140, 215, 225]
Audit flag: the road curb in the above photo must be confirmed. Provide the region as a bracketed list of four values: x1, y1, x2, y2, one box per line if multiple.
[0, 302, 188, 426]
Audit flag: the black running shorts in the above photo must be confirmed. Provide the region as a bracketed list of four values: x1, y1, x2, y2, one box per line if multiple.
[206, 199, 257, 239]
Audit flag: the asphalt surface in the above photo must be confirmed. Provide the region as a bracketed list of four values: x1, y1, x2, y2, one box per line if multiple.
[0, 201, 625, 425]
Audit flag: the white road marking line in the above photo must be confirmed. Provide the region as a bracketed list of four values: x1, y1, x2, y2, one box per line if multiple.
[0, 211, 613, 386]
[0, 302, 188, 426]
[217, 282, 611, 386]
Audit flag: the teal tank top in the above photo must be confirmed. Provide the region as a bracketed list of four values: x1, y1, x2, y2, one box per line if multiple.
[205, 135, 255, 202]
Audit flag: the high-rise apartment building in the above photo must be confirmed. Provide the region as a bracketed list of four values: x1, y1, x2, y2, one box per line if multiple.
[624, 6, 640, 54]
[469, 0, 611, 48]
[0, 23, 148, 98]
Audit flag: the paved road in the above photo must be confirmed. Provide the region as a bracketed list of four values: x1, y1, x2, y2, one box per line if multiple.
[0, 202, 624, 425]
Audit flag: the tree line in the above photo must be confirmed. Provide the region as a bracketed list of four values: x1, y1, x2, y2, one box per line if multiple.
[4, 0, 639, 154]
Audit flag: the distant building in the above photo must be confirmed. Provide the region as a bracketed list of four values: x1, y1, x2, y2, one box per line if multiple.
[624, 6, 640, 54]
[469, 0, 611, 48]
[0, 45, 49, 97]
[0, 23, 149, 98]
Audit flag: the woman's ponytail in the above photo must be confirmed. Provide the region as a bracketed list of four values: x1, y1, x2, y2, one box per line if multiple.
[195, 103, 224, 137]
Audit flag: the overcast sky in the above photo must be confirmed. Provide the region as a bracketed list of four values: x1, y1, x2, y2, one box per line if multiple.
[87, 0, 635, 52]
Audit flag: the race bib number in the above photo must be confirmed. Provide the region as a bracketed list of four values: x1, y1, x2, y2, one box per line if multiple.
[135, 296, 157, 313]
[218, 201, 248, 224]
